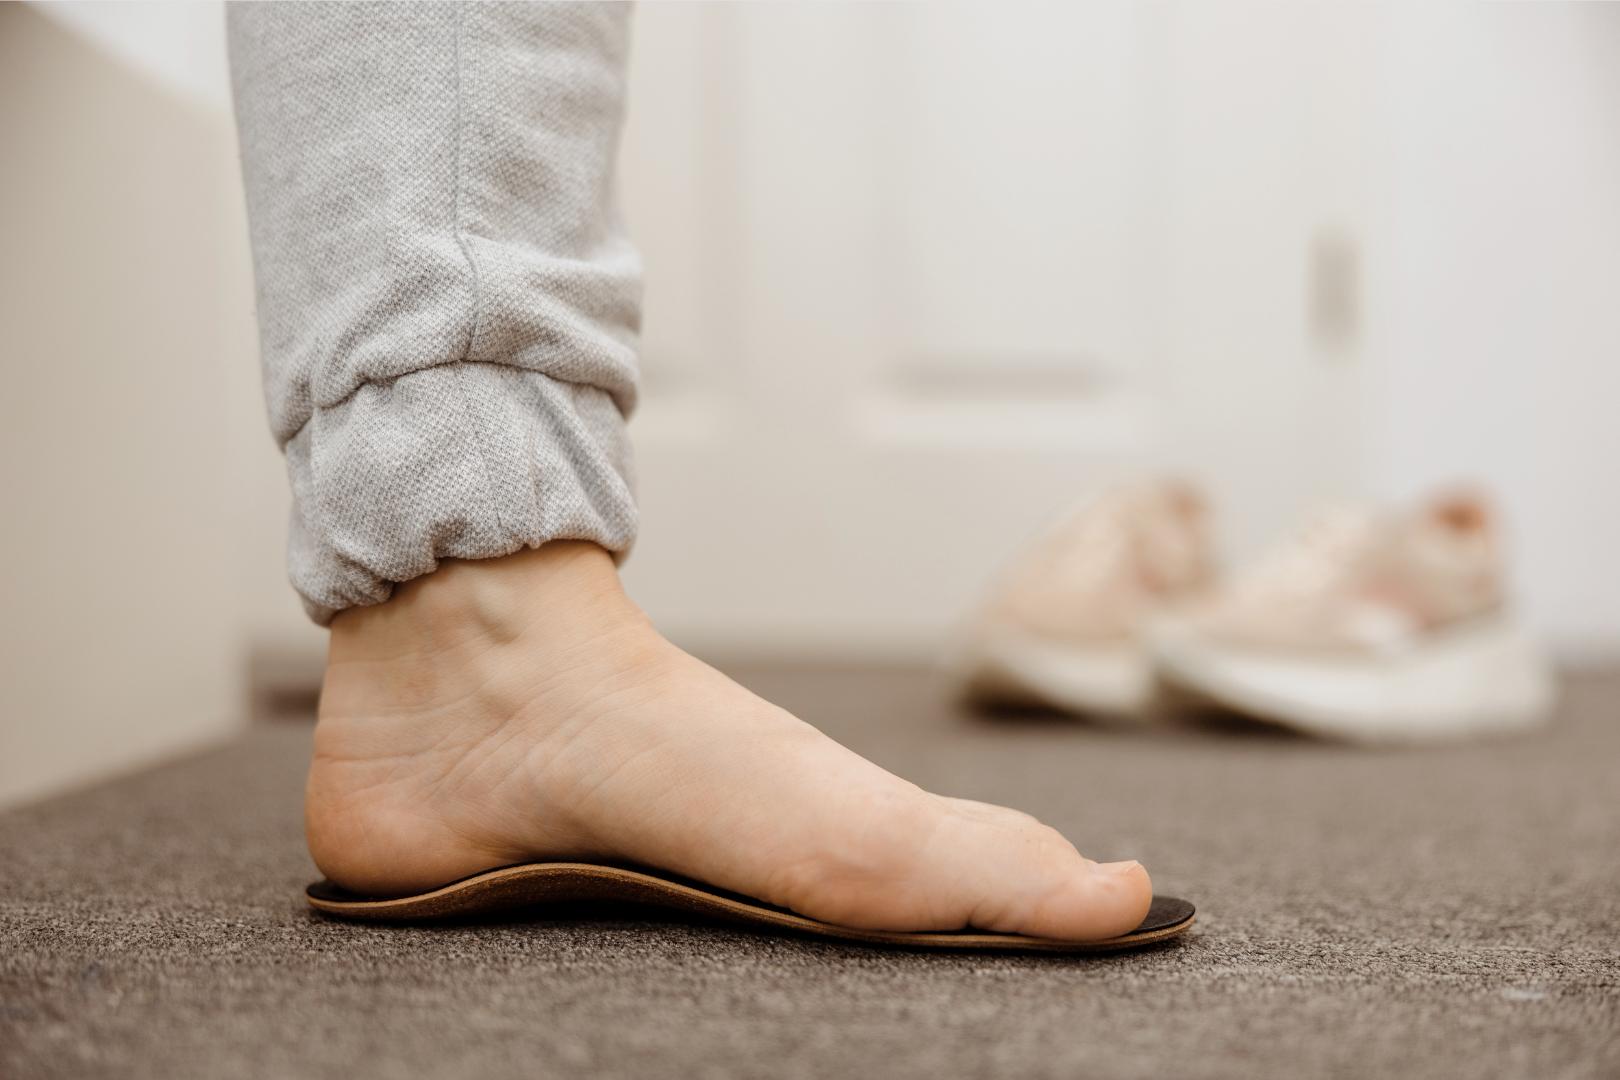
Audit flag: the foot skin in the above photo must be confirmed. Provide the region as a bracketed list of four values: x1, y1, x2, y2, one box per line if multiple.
[307, 543, 1154, 941]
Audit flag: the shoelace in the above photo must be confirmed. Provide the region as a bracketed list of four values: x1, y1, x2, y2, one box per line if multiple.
[1041, 489, 1203, 596]
[1044, 499, 1132, 592]
[1238, 507, 1378, 601]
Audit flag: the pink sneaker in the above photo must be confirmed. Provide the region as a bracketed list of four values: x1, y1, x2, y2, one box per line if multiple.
[1153, 491, 1554, 741]
[952, 478, 1214, 718]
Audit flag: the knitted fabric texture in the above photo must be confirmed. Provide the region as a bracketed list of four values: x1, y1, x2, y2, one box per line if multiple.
[228, 2, 640, 622]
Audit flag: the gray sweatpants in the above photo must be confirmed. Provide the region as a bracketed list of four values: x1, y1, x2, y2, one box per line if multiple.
[227, 2, 640, 624]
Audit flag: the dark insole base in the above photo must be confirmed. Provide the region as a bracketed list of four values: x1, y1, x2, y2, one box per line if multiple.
[307, 862, 1196, 953]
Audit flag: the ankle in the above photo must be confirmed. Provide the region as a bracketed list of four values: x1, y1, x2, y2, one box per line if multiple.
[328, 542, 651, 664]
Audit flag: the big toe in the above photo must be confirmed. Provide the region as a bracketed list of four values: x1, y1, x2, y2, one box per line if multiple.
[1020, 857, 1154, 941]
[934, 801, 1154, 941]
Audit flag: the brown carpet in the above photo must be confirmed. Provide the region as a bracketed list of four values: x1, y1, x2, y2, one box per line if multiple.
[2, 665, 1617, 1079]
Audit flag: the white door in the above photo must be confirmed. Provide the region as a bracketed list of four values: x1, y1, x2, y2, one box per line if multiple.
[618, 3, 1373, 659]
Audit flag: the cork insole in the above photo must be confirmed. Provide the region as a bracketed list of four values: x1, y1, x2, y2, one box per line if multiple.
[306, 862, 1196, 953]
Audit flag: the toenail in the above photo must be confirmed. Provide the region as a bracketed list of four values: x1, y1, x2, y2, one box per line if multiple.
[1097, 860, 1142, 875]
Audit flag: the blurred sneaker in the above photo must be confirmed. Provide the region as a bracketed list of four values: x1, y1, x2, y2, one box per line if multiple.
[952, 478, 1214, 718]
[1152, 491, 1554, 742]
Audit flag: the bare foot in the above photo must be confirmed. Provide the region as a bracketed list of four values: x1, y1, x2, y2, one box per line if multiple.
[306, 543, 1153, 940]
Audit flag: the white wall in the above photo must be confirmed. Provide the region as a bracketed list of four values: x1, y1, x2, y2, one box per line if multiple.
[0, 5, 309, 808]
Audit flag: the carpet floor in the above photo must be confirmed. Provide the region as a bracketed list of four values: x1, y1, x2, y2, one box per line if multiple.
[3, 664, 1617, 1079]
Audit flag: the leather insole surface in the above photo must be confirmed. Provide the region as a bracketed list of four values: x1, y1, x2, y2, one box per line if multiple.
[306, 862, 1196, 953]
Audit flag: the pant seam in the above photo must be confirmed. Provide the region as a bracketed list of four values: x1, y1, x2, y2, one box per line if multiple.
[446, 3, 515, 547]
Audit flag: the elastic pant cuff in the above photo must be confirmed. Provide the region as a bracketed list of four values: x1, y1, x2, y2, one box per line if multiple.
[284, 362, 636, 625]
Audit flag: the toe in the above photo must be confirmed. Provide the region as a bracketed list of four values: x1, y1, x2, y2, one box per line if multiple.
[934, 804, 1154, 941]
[1017, 858, 1154, 941]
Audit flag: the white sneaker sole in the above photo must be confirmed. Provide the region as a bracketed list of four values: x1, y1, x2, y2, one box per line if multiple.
[954, 629, 1153, 720]
[1151, 615, 1555, 743]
